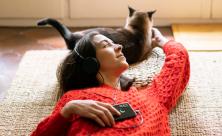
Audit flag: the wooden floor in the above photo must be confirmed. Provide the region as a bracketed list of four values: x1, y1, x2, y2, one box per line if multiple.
[0, 26, 173, 100]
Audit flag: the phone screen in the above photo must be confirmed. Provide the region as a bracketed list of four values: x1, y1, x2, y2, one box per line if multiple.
[113, 103, 137, 121]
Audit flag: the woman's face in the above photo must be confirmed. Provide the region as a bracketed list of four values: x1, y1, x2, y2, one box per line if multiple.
[92, 34, 129, 75]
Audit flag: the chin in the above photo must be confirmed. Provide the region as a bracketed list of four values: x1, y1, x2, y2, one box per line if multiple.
[121, 61, 129, 70]
[116, 63, 129, 75]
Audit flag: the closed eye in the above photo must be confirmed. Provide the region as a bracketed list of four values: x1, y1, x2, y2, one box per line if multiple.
[102, 40, 112, 48]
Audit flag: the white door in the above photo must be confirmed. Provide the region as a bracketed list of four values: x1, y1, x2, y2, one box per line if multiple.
[212, 0, 222, 18]
[70, 0, 210, 19]
[0, 0, 63, 18]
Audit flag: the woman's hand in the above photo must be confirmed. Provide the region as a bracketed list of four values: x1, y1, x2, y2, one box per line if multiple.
[151, 28, 169, 48]
[60, 100, 121, 127]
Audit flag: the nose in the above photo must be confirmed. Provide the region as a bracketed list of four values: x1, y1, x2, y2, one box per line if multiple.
[114, 44, 123, 51]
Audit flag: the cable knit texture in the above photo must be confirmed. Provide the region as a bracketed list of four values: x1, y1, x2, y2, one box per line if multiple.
[31, 40, 190, 136]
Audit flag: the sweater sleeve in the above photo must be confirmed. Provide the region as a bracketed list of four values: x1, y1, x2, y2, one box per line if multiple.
[30, 91, 79, 136]
[143, 40, 190, 111]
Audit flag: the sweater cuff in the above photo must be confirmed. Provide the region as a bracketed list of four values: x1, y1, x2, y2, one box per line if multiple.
[162, 40, 187, 56]
[56, 112, 73, 123]
[162, 40, 175, 52]
[46, 112, 72, 133]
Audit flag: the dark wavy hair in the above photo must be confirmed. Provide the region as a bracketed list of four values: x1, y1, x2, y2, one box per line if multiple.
[57, 32, 134, 95]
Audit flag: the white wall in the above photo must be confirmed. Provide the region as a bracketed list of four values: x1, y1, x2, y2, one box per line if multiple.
[0, 0, 222, 27]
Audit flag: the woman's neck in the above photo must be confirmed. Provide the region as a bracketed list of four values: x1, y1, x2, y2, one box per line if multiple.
[97, 71, 121, 90]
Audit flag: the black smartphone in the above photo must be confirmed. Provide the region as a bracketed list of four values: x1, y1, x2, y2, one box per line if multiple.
[113, 103, 137, 121]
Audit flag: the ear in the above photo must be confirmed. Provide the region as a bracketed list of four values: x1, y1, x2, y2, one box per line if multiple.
[147, 10, 156, 20]
[128, 6, 136, 17]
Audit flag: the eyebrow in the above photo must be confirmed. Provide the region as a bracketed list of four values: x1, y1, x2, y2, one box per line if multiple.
[98, 39, 109, 44]
[94, 40, 106, 49]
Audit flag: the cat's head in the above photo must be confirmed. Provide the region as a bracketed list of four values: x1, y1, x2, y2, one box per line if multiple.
[125, 6, 156, 31]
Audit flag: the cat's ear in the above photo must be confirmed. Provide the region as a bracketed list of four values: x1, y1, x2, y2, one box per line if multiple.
[128, 6, 135, 17]
[147, 10, 156, 20]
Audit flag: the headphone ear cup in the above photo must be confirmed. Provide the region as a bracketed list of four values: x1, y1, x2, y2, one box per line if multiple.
[82, 57, 100, 75]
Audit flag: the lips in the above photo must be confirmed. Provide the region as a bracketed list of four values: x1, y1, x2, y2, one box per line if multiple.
[116, 54, 124, 58]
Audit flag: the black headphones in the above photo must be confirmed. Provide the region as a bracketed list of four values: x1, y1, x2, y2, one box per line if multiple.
[74, 47, 100, 75]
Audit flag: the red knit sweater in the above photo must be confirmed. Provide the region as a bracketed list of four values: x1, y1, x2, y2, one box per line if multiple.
[31, 40, 190, 136]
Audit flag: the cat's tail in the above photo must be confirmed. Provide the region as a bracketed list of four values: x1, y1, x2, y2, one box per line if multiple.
[37, 18, 76, 50]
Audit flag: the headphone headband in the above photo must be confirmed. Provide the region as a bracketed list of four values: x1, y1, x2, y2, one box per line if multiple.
[74, 47, 85, 60]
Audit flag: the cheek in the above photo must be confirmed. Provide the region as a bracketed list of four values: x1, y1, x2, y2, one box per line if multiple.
[96, 51, 116, 67]
[99, 55, 115, 67]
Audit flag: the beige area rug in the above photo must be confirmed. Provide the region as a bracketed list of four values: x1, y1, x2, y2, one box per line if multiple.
[0, 49, 222, 135]
[172, 24, 222, 51]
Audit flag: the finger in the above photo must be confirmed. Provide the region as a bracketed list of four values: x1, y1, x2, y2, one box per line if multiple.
[155, 37, 161, 42]
[92, 108, 112, 127]
[152, 28, 155, 38]
[88, 113, 105, 127]
[94, 104, 115, 126]
[152, 27, 158, 31]
[97, 102, 121, 116]
[152, 28, 158, 35]
[96, 102, 120, 126]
